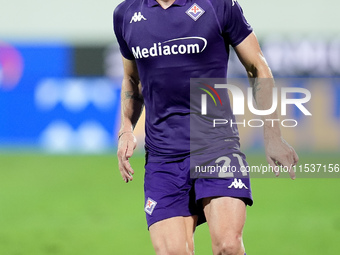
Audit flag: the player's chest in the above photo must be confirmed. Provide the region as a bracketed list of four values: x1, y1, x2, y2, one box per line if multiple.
[123, 3, 223, 54]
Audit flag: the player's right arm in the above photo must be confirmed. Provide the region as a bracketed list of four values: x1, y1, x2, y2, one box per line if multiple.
[117, 56, 144, 183]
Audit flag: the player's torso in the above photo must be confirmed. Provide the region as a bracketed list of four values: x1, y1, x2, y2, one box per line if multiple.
[115, 0, 247, 160]
[120, 0, 230, 117]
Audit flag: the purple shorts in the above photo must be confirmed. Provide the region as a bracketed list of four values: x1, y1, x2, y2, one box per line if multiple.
[144, 154, 253, 228]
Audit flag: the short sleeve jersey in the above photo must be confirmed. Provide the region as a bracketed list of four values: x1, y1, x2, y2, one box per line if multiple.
[114, 0, 252, 162]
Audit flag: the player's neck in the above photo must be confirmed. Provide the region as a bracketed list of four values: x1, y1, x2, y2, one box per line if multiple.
[156, 0, 176, 9]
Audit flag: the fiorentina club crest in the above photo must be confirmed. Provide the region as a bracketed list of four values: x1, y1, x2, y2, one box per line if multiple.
[186, 3, 205, 21]
[144, 197, 157, 215]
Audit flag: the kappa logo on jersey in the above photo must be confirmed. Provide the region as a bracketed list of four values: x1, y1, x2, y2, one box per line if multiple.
[145, 197, 157, 215]
[228, 178, 248, 189]
[186, 4, 205, 21]
[130, 12, 147, 23]
[232, 0, 237, 6]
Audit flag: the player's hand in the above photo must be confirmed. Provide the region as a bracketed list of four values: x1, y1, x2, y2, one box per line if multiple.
[117, 132, 137, 183]
[264, 136, 299, 180]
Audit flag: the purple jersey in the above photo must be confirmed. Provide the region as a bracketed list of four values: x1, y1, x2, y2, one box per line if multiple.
[114, 0, 252, 162]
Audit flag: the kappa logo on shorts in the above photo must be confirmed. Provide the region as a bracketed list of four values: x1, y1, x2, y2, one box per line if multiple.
[186, 3, 205, 21]
[228, 178, 248, 189]
[145, 197, 157, 215]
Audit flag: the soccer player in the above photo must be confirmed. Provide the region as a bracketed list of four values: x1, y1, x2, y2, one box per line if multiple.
[114, 0, 298, 254]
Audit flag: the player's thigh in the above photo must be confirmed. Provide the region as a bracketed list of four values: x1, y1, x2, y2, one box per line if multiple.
[203, 197, 246, 254]
[149, 215, 197, 255]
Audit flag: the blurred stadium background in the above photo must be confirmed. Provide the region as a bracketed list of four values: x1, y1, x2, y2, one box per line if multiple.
[0, 0, 339, 254]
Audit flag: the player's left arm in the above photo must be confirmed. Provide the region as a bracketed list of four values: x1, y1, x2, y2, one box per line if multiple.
[234, 32, 299, 179]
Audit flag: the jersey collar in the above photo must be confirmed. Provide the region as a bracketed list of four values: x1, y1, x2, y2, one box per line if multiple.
[147, 0, 187, 8]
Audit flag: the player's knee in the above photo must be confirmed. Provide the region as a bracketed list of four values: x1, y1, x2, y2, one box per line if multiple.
[213, 235, 244, 255]
[153, 239, 194, 255]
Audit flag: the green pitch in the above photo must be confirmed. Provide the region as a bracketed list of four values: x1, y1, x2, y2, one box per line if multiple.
[0, 152, 339, 254]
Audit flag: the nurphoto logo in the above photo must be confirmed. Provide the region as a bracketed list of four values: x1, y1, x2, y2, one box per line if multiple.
[189, 78, 314, 179]
[198, 81, 312, 128]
